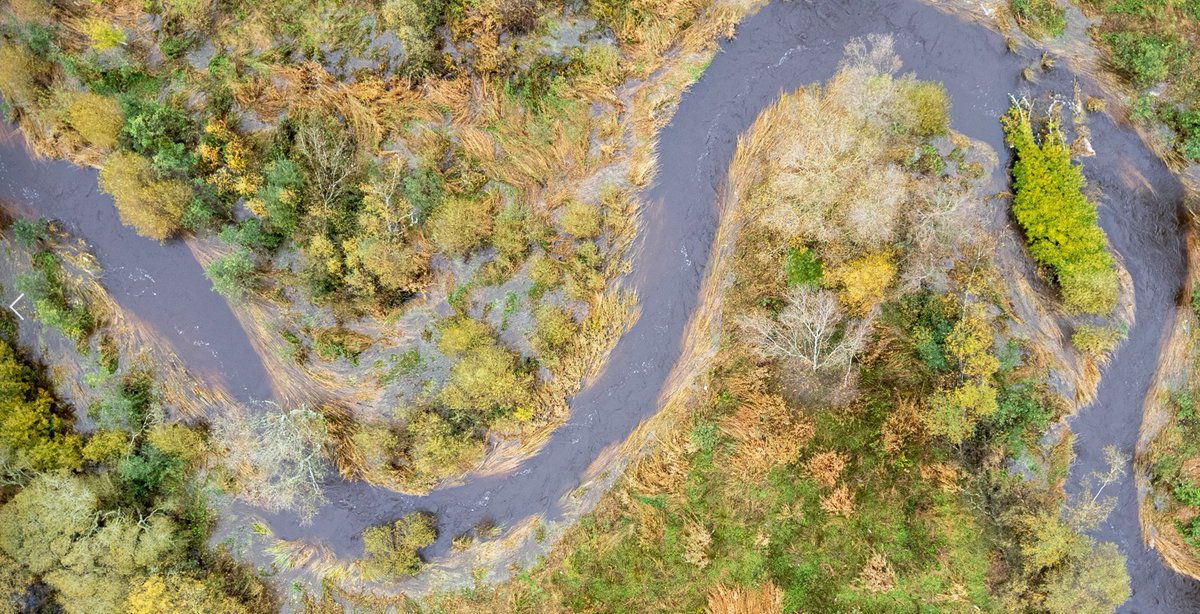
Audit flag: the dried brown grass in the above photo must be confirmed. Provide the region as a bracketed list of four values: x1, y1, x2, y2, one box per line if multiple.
[704, 580, 784, 614]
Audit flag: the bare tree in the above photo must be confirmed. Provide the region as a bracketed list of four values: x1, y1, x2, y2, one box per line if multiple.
[215, 406, 330, 523]
[296, 116, 361, 218]
[737, 287, 869, 372]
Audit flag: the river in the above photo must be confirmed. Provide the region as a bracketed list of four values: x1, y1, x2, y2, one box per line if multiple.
[0, 0, 1195, 609]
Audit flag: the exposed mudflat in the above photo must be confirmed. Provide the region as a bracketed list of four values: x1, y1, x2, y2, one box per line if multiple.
[1, 1, 1196, 607]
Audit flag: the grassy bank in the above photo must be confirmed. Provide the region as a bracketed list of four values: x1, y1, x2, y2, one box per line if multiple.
[1077, 0, 1200, 164]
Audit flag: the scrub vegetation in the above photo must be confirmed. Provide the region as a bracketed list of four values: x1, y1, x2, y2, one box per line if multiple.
[0, 0, 749, 500]
[422, 38, 1131, 613]
[1079, 0, 1200, 162]
[0, 338, 274, 613]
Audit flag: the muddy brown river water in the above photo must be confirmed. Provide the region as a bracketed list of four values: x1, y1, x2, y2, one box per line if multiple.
[1, 0, 1197, 609]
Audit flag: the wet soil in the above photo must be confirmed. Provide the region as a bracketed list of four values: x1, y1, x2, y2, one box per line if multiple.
[1, 1, 1196, 608]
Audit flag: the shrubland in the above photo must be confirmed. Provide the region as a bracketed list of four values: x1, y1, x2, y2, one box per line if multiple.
[1078, 0, 1200, 162]
[425, 38, 1129, 613]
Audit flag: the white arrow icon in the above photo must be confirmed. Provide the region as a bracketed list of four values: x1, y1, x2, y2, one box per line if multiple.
[8, 293, 24, 321]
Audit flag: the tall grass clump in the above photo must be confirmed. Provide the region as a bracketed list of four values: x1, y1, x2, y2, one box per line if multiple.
[1002, 103, 1117, 315]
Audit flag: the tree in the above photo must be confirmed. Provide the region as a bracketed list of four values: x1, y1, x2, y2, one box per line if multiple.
[827, 251, 895, 315]
[360, 512, 437, 580]
[0, 340, 83, 471]
[98, 152, 190, 241]
[737, 287, 869, 372]
[1002, 103, 1116, 314]
[215, 407, 330, 522]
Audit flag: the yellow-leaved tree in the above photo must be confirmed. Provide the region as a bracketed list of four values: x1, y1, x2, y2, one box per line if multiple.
[98, 152, 190, 241]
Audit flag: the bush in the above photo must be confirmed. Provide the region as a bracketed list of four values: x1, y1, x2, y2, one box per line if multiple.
[401, 411, 485, 488]
[82, 19, 126, 51]
[1011, 0, 1067, 38]
[827, 251, 896, 314]
[903, 81, 951, 136]
[531, 304, 578, 360]
[560, 200, 602, 239]
[785, 246, 823, 287]
[440, 343, 533, 415]
[125, 575, 250, 614]
[381, 0, 447, 78]
[1002, 105, 1116, 315]
[11, 218, 50, 249]
[98, 152, 191, 241]
[1104, 32, 1179, 87]
[0, 43, 42, 109]
[205, 247, 256, 301]
[312, 327, 373, 363]
[1072, 324, 1122, 357]
[493, 203, 531, 260]
[65, 92, 123, 149]
[437, 317, 493, 356]
[360, 512, 437, 580]
[428, 196, 494, 256]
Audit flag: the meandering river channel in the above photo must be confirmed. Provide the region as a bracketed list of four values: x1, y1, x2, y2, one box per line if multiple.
[1, 0, 1196, 608]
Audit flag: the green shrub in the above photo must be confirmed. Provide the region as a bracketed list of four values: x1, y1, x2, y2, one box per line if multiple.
[1168, 107, 1200, 161]
[360, 512, 438, 580]
[1011, 0, 1067, 38]
[1002, 105, 1117, 314]
[428, 196, 494, 256]
[381, 0, 447, 78]
[903, 81, 951, 136]
[254, 158, 306, 236]
[560, 200, 602, 239]
[64, 92, 123, 149]
[11, 218, 50, 249]
[403, 165, 445, 223]
[15, 251, 93, 344]
[204, 247, 256, 301]
[1104, 31, 1179, 87]
[440, 343, 533, 416]
[121, 99, 193, 159]
[531, 304, 578, 360]
[1071, 324, 1122, 357]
